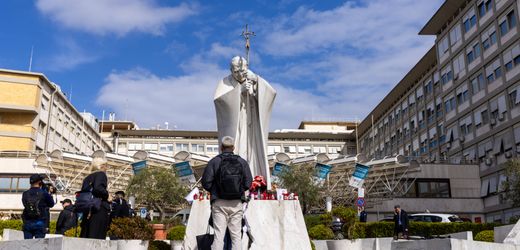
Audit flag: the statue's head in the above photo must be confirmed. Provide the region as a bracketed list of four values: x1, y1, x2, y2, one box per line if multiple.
[230, 56, 248, 83]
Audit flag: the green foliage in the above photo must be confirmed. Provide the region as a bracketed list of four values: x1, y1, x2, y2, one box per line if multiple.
[331, 206, 358, 239]
[510, 216, 520, 224]
[0, 220, 56, 235]
[474, 230, 494, 242]
[277, 163, 324, 214]
[148, 240, 171, 250]
[310, 240, 316, 250]
[308, 224, 334, 240]
[127, 168, 189, 220]
[349, 222, 367, 239]
[63, 226, 81, 237]
[304, 213, 332, 229]
[503, 159, 520, 206]
[108, 217, 154, 240]
[346, 221, 500, 239]
[0, 220, 23, 235]
[166, 225, 186, 241]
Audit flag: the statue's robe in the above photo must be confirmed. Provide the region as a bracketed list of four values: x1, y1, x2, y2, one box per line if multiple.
[214, 71, 276, 186]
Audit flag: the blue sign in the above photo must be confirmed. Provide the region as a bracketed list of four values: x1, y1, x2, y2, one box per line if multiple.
[356, 197, 366, 207]
[174, 161, 193, 177]
[132, 161, 147, 175]
[315, 163, 332, 180]
[352, 163, 370, 179]
[140, 208, 147, 219]
[173, 161, 196, 183]
[272, 162, 289, 176]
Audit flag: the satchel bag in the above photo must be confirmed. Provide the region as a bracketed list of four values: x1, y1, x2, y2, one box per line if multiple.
[196, 223, 214, 250]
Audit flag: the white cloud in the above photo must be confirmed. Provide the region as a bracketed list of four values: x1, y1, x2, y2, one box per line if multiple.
[36, 0, 197, 36]
[97, 0, 444, 130]
[40, 39, 98, 71]
[254, 0, 443, 119]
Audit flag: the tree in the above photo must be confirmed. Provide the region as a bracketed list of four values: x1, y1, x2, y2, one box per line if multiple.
[503, 159, 520, 206]
[277, 163, 325, 214]
[127, 167, 189, 221]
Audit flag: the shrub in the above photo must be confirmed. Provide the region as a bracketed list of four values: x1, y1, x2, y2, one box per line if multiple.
[308, 224, 334, 240]
[510, 216, 520, 224]
[331, 206, 358, 239]
[108, 217, 154, 240]
[349, 222, 367, 239]
[304, 215, 322, 229]
[148, 240, 171, 250]
[365, 222, 394, 238]
[0, 220, 56, 235]
[0, 220, 23, 235]
[310, 240, 316, 250]
[166, 225, 186, 241]
[63, 227, 81, 237]
[474, 230, 494, 242]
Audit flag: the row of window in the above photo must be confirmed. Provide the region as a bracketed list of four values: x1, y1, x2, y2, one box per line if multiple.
[439, 0, 516, 61]
[125, 142, 345, 155]
[0, 177, 30, 193]
[367, 41, 520, 150]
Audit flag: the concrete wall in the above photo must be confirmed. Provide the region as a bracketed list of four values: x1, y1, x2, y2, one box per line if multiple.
[495, 224, 515, 243]
[313, 238, 520, 250]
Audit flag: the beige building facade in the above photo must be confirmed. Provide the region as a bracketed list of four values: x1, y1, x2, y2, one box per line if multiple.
[0, 68, 111, 154]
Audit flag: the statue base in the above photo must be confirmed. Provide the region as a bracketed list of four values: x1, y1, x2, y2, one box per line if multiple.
[183, 200, 312, 250]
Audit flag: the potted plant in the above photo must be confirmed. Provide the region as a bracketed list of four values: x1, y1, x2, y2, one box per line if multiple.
[166, 225, 186, 250]
[109, 217, 153, 250]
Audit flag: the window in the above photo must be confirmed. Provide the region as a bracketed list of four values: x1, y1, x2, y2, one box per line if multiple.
[467, 41, 481, 64]
[463, 8, 477, 32]
[424, 80, 433, 96]
[441, 65, 453, 85]
[485, 59, 502, 83]
[438, 36, 450, 57]
[452, 53, 465, 76]
[471, 73, 486, 94]
[503, 43, 520, 72]
[478, 0, 493, 18]
[0, 176, 30, 193]
[176, 143, 188, 151]
[500, 10, 517, 37]
[128, 143, 142, 150]
[328, 146, 341, 154]
[144, 143, 158, 151]
[191, 144, 204, 152]
[450, 23, 462, 46]
[406, 179, 450, 198]
[159, 144, 174, 152]
[460, 116, 473, 136]
[509, 86, 520, 108]
[313, 146, 326, 153]
[474, 106, 490, 127]
[444, 96, 456, 113]
[206, 144, 219, 153]
[482, 25, 497, 50]
[456, 84, 469, 105]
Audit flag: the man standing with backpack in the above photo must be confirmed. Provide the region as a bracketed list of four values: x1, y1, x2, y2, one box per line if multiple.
[202, 136, 253, 250]
[21, 174, 55, 239]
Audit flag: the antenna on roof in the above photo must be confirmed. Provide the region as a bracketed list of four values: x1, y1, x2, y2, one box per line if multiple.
[28, 46, 34, 72]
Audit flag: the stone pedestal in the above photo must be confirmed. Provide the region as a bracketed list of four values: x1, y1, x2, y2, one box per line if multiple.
[504, 220, 520, 245]
[183, 200, 312, 250]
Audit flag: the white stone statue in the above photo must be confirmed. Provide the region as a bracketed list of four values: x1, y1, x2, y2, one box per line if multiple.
[214, 56, 276, 186]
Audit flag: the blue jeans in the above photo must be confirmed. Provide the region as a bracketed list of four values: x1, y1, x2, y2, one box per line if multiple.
[23, 220, 46, 239]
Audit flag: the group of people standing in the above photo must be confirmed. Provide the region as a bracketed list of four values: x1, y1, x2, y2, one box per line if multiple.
[21, 159, 131, 240]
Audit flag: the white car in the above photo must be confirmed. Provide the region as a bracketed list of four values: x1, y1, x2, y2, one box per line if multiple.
[409, 213, 463, 223]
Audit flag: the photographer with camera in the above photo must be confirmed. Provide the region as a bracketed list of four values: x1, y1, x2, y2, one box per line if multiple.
[21, 174, 55, 239]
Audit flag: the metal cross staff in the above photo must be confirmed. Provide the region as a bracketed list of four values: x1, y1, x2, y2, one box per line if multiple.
[241, 24, 255, 64]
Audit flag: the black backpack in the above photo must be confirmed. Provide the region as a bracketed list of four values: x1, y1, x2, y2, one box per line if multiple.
[216, 154, 244, 200]
[23, 191, 43, 220]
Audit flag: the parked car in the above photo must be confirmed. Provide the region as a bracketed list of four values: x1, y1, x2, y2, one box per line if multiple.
[409, 213, 463, 223]
[172, 208, 190, 225]
[379, 216, 394, 222]
[331, 217, 344, 240]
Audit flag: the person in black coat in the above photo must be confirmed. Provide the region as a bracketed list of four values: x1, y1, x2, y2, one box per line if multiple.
[111, 191, 130, 219]
[359, 206, 368, 223]
[393, 205, 409, 239]
[55, 199, 77, 234]
[79, 158, 111, 239]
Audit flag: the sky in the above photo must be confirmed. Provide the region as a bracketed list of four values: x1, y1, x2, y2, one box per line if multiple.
[1, 0, 444, 131]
